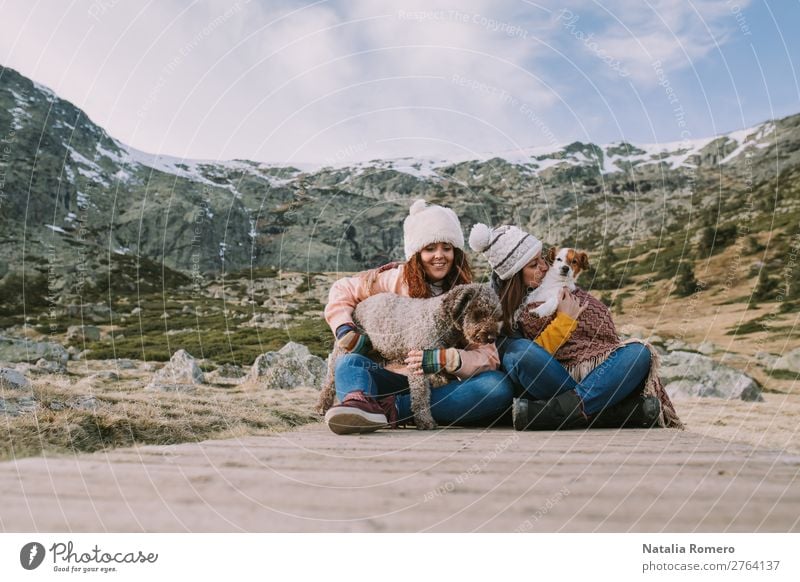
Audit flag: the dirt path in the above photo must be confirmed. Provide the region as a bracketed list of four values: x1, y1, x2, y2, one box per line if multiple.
[1, 424, 798, 532]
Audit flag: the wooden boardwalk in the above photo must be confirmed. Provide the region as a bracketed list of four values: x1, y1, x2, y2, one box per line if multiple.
[2, 425, 798, 532]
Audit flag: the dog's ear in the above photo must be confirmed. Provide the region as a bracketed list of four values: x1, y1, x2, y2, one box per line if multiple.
[441, 285, 476, 329]
[577, 251, 589, 271]
[546, 246, 557, 264]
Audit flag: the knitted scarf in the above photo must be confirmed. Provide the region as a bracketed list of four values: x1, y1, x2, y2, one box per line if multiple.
[517, 287, 683, 429]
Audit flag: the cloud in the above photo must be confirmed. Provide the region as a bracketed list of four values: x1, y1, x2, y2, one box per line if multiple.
[0, 0, 777, 163]
[545, 0, 752, 84]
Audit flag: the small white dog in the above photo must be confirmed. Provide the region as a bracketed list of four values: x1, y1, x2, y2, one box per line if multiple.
[525, 247, 590, 317]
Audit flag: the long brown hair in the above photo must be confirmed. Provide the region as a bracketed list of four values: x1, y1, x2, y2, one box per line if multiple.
[495, 270, 529, 335]
[403, 247, 473, 298]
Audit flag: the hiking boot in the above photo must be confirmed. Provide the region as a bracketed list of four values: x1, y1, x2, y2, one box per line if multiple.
[590, 394, 662, 429]
[324, 391, 397, 435]
[512, 391, 589, 431]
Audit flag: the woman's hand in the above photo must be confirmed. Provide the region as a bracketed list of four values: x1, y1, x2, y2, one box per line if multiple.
[556, 288, 588, 320]
[335, 323, 371, 354]
[405, 349, 424, 376]
[405, 348, 462, 375]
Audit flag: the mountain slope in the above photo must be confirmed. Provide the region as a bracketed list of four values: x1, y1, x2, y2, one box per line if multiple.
[1, 64, 799, 307]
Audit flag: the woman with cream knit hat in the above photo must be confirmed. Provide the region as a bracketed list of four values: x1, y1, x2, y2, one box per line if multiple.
[321, 200, 513, 435]
[469, 223, 682, 431]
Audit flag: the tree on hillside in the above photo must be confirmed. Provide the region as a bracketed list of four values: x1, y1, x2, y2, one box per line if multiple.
[753, 268, 779, 303]
[673, 260, 699, 297]
[589, 244, 627, 290]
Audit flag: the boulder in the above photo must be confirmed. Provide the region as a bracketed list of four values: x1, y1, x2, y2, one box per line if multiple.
[245, 342, 326, 389]
[146, 349, 205, 392]
[35, 357, 67, 374]
[0, 335, 68, 366]
[754, 351, 779, 368]
[48, 395, 99, 412]
[0, 396, 37, 417]
[664, 338, 691, 352]
[697, 341, 716, 355]
[772, 348, 800, 374]
[64, 303, 114, 323]
[0, 367, 30, 390]
[208, 363, 245, 379]
[66, 325, 101, 343]
[69, 395, 99, 410]
[660, 351, 763, 401]
[90, 371, 120, 381]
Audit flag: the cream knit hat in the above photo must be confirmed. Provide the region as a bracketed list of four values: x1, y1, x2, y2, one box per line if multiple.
[469, 223, 543, 280]
[403, 199, 465, 260]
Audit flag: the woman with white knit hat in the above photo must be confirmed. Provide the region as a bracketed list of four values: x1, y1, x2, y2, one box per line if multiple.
[469, 223, 682, 431]
[321, 200, 513, 435]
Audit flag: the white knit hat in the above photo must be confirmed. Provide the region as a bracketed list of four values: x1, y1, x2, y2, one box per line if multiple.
[469, 223, 543, 280]
[403, 199, 465, 260]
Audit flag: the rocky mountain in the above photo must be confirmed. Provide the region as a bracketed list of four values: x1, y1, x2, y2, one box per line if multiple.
[1, 64, 799, 309]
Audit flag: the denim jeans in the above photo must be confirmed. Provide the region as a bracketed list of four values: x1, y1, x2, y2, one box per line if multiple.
[334, 353, 514, 425]
[499, 337, 651, 416]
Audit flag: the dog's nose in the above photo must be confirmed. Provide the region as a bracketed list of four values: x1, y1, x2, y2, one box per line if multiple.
[560, 266, 569, 276]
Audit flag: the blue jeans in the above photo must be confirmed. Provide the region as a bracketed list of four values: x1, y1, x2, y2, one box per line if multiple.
[334, 353, 514, 425]
[499, 338, 651, 416]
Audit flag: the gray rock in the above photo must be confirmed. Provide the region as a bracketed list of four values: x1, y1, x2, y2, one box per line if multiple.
[0, 335, 68, 366]
[755, 352, 779, 368]
[772, 348, 800, 374]
[18, 396, 37, 412]
[130, 307, 142, 316]
[66, 325, 101, 342]
[697, 341, 716, 355]
[211, 363, 245, 379]
[0, 396, 37, 417]
[69, 395, 99, 410]
[115, 359, 137, 369]
[35, 357, 67, 374]
[245, 341, 326, 389]
[146, 349, 205, 392]
[49, 400, 66, 411]
[90, 370, 120, 381]
[664, 339, 690, 352]
[660, 351, 763, 401]
[64, 303, 114, 323]
[0, 367, 30, 390]
[48, 395, 99, 411]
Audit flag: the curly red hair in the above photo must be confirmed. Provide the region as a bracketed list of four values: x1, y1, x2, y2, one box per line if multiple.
[403, 247, 473, 298]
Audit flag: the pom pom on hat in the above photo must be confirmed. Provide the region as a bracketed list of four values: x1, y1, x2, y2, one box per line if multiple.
[469, 223, 543, 280]
[469, 223, 492, 252]
[409, 199, 428, 216]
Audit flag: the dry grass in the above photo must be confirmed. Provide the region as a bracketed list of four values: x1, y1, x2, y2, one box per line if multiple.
[1, 365, 321, 461]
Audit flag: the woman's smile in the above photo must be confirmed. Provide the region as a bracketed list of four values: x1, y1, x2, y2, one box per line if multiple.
[420, 242, 454, 282]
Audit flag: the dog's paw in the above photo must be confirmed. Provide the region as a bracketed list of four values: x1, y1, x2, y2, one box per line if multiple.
[531, 305, 554, 318]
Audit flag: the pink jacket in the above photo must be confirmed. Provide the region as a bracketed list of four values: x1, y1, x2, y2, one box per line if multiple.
[324, 264, 500, 379]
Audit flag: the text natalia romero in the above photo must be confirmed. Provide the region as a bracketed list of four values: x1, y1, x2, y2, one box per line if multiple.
[643, 544, 735, 554]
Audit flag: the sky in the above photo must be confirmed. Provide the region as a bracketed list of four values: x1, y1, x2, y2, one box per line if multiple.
[1, 0, 798, 165]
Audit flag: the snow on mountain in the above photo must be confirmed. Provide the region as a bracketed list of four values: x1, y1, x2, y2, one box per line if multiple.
[137, 120, 773, 184]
